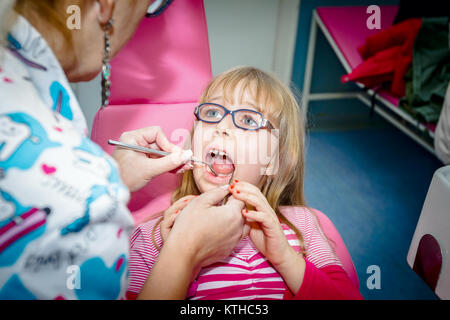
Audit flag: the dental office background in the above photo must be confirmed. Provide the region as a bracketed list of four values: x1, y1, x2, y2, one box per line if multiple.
[71, 0, 443, 300]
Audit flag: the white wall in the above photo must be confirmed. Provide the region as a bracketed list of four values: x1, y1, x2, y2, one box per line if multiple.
[70, 73, 101, 133]
[73, 0, 300, 134]
[204, 0, 299, 82]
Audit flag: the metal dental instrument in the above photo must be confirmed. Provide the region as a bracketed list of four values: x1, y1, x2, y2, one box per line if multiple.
[107, 139, 218, 176]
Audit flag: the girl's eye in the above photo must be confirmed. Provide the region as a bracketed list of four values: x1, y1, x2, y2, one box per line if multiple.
[203, 108, 223, 120]
[242, 116, 258, 127]
[206, 110, 220, 117]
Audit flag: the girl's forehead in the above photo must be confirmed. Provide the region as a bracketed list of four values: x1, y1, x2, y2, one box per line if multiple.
[206, 87, 265, 112]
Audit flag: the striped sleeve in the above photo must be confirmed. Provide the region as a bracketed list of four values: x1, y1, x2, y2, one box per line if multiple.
[281, 206, 342, 268]
[280, 207, 362, 300]
[127, 219, 163, 296]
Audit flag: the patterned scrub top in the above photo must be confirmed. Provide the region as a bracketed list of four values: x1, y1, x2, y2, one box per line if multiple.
[0, 16, 134, 299]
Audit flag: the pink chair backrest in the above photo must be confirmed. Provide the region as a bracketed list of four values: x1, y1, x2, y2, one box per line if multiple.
[91, 0, 212, 225]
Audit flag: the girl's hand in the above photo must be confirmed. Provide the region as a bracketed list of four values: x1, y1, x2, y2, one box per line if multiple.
[160, 195, 197, 243]
[228, 180, 306, 294]
[228, 180, 296, 269]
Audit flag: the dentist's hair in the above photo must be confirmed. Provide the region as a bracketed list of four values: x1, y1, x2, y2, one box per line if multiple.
[0, 0, 85, 55]
[172, 66, 308, 253]
[14, 0, 85, 47]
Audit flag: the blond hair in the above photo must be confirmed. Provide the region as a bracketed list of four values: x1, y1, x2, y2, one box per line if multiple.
[168, 66, 308, 253]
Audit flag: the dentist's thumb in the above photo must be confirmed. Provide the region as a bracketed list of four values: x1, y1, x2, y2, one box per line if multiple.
[197, 184, 234, 207]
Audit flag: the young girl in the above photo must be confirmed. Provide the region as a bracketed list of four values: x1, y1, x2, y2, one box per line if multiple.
[127, 66, 363, 300]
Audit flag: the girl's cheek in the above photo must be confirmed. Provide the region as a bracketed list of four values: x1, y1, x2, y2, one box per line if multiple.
[234, 132, 275, 185]
[236, 133, 271, 166]
[234, 164, 264, 186]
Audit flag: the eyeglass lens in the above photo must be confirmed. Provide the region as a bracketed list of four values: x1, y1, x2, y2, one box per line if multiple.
[146, 0, 173, 17]
[198, 104, 263, 130]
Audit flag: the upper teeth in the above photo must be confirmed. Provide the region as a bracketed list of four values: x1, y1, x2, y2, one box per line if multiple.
[210, 149, 227, 159]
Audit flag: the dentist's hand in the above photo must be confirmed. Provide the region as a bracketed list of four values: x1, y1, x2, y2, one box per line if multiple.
[138, 185, 247, 299]
[160, 195, 197, 243]
[168, 185, 246, 272]
[112, 126, 192, 192]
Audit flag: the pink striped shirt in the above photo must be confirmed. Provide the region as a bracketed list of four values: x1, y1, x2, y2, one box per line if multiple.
[128, 206, 354, 300]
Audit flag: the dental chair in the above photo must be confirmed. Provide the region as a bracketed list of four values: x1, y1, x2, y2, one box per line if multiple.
[91, 0, 359, 290]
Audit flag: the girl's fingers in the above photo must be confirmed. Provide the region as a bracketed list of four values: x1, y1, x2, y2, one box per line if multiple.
[242, 208, 278, 231]
[163, 195, 197, 221]
[242, 209, 266, 224]
[161, 195, 197, 241]
[229, 183, 269, 213]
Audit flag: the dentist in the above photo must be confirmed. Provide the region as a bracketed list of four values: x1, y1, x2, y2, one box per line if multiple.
[0, 0, 245, 299]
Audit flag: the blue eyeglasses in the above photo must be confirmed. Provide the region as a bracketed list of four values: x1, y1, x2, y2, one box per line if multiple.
[146, 0, 173, 17]
[194, 103, 274, 131]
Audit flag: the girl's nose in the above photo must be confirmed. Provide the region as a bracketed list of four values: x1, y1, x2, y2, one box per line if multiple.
[214, 114, 234, 136]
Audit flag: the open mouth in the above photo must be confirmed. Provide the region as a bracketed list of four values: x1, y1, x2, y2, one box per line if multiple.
[204, 147, 235, 179]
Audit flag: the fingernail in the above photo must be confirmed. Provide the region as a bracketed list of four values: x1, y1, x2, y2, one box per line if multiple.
[181, 150, 193, 162]
[176, 210, 180, 214]
[229, 185, 234, 189]
[245, 209, 248, 213]
[234, 179, 239, 183]
[236, 190, 240, 194]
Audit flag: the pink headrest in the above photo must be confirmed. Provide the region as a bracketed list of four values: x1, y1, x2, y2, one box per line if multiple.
[109, 0, 212, 104]
[91, 0, 212, 224]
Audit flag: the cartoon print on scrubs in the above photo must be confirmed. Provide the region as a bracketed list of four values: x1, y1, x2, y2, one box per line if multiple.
[0, 113, 56, 266]
[0, 189, 51, 267]
[50, 81, 73, 121]
[7, 21, 88, 136]
[0, 113, 61, 173]
[61, 137, 128, 235]
[0, 16, 133, 299]
[76, 254, 127, 300]
[0, 274, 36, 300]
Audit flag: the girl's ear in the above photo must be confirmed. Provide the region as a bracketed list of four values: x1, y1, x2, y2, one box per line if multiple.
[96, 0, 115, 26]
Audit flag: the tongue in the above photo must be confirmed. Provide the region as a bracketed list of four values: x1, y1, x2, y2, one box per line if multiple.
[212, 163, 234, 175]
